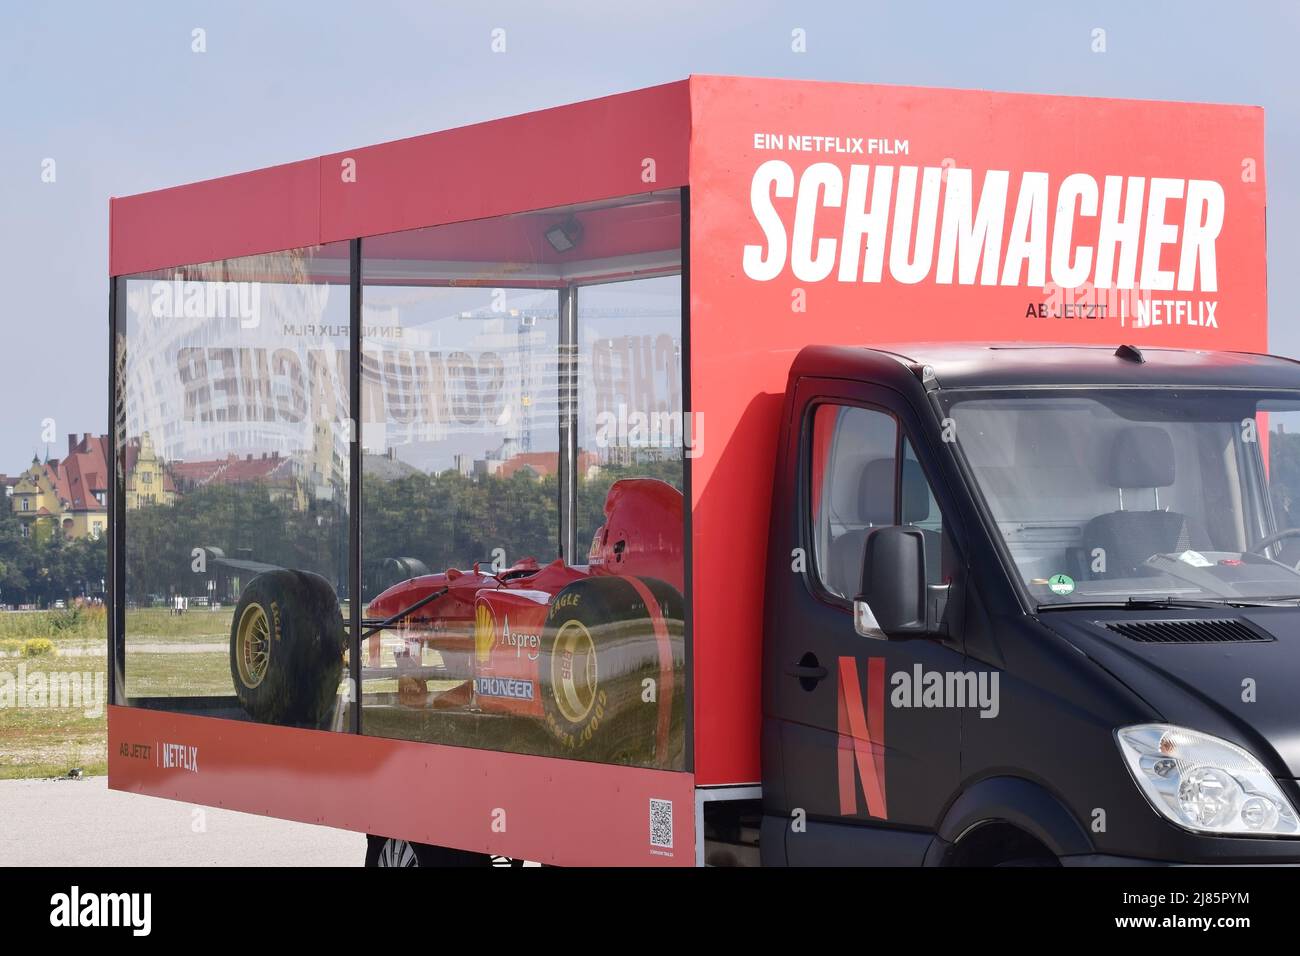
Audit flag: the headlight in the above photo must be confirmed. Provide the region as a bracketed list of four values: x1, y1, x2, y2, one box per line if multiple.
[1115, 724, 1300, 836]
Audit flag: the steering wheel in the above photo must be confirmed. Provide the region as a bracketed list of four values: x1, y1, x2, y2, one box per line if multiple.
[1250, 528, 1300, 570]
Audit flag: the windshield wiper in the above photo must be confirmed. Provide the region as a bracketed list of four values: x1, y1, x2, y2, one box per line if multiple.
[1037, 597, 1281, 612]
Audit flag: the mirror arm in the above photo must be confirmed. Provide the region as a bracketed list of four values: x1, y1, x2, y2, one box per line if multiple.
[926, 582, 951, 637]
[858, 583, 952, 640]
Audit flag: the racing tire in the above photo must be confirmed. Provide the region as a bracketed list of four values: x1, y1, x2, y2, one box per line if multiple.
[229, 569, 345, 728]
[538, 575, 684, 766]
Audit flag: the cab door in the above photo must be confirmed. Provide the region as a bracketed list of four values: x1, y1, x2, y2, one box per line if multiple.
[766, 379, 967, 865]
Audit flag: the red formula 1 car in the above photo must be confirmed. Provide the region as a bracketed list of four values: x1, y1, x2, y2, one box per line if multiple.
[226, 478, 686, 767]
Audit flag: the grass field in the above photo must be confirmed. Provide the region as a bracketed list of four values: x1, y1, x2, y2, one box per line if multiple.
[0, 607, 236, 779]
[0, 652, 108, 779]
[0, 605, 107, 642]
[124, 607, 236, 644]
[0, 606, 233, 647]
[1, 607, 686, 778]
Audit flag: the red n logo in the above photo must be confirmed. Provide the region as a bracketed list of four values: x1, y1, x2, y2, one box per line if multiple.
[837, 656, 887, 819]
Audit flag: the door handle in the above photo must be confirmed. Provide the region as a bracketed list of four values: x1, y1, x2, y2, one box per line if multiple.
[785, 664, 828, 680]
[785, 657, 828, 682]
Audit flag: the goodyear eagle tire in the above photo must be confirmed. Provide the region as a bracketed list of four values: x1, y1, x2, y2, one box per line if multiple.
[229, 570, 345, 728]
[539, 576, 684, 766]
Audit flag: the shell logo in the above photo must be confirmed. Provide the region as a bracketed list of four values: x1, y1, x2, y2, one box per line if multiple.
[474, 603, 495, 664]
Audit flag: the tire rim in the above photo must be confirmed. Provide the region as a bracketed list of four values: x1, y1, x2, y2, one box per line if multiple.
[235, 603, 271, 689]
[552, 621, 598, 724]
[378, 839, 419, 867]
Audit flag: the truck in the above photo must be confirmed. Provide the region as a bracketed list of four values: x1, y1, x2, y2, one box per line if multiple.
[107, 76, 1288, 866]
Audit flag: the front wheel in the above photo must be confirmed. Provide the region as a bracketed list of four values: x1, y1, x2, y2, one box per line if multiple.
[229, 570, 344, 727]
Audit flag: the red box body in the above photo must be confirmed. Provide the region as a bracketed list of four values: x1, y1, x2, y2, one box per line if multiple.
[109, 76, 1267, 864]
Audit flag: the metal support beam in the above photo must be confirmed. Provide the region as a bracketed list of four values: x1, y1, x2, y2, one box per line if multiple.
[349, 239, 363, 734]
[557, 287, 579, 562]
[108, 278, 125, 706]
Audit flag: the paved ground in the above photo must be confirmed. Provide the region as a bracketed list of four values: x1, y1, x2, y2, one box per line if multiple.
[0, 776, 362, 866]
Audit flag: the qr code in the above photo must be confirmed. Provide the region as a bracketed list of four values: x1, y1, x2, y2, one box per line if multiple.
[649, 798, 673, 849]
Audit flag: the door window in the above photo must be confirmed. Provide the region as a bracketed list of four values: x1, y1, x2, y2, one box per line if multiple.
[810, 403, 948, 599]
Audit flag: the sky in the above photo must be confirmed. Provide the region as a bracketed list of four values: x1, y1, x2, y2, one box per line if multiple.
[1, 0, 1298, 468]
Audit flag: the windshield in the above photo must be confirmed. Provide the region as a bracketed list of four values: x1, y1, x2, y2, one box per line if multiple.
[941, 388, 1300, 607]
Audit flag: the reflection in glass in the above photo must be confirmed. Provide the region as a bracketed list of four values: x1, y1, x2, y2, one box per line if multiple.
[577, 275, 685, 548]
[358, 193, 687, 768]
[117, 245, 352, 729]
[946, 390, 1300, 606]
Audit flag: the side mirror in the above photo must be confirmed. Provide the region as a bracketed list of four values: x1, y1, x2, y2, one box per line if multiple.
[853, 527, 948, 640]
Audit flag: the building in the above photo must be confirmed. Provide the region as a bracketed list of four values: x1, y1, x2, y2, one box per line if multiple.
[170, 450, 307, 510]
[363, 447, 422, 481]
[10, 432, 183, 539]
[11, 457, 62, 539]
[497, 450, 601, 481]
[470, 437, 600, 481]
[11, 434, 114, 539]
[123, 432, 177, 509]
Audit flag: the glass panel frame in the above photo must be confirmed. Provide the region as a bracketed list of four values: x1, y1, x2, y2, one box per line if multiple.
[108, 188, 693, 772]
[112, 244, 355, 729]
[354, 190, 688, 769]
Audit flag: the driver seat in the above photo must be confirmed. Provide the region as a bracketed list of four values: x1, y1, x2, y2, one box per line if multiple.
[1082, 426, 1211, 578]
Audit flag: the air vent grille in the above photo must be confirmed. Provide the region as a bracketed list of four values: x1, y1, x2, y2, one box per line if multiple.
[1102, 619, 1274, 644]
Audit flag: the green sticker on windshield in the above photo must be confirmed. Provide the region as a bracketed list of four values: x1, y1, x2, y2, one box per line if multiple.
[1047, 573, 1075, 596]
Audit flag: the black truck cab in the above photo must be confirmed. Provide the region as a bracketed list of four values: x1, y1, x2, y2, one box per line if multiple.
[761, 343, 1300, 865]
